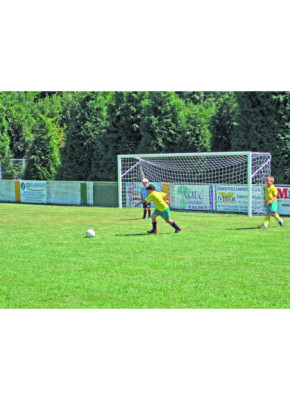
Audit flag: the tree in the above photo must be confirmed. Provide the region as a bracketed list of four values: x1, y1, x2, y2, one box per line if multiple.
[210, 92, 238, 151]
[95, 91, 147, 180]
[175, 99, 216, 153]
[176, 91, 217, 105]
[233, 92, 290, 183]
[0, 91, 37, 158]
[138, 92, 183, 154]
[0, 115, 15, 179]
[57, 92, 111, 181]
[24, 114, 61, 180]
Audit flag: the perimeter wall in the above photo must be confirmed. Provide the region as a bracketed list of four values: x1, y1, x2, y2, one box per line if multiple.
[0, 180, 290, 215]
[0, 180, 118, 207]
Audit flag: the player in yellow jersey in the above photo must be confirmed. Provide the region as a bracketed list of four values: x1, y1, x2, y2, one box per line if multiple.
[259, 176, 284, 228]
[134, 184, 181, 234]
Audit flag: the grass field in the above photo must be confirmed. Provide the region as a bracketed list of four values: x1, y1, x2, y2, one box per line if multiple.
[0, 203, 289, 308]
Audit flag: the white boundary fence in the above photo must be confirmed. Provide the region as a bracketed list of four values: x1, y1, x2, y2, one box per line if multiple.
[0, 180, 289, 215]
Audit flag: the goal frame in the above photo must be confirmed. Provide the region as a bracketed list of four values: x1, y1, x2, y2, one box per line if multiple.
[117, 151, 271, 217]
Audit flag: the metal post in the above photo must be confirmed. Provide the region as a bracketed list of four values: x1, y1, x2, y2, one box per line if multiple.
[117, 155, 122, 208]
[248, 152, 252, 217]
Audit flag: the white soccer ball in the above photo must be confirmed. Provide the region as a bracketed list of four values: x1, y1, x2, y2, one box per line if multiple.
[86, 229, 95, 238]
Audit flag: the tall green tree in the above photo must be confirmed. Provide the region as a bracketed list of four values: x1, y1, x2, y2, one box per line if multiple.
[210, 92, 238, 151]
[34, 92, 79, 128]
[0, 115, 15, 179]
[57, 92, 111, 181]
[0, 91, 37, 158]
[95, 91, 147, 180]
[0, 109, 11, 159]
[138, 92, 183, 154]
[175, 99, 215, 153]
[24, 115, 61, 180]
[233, 92, 290, 183]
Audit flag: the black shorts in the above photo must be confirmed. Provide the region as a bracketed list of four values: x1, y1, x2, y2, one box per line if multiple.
[143, 202, 151, 209]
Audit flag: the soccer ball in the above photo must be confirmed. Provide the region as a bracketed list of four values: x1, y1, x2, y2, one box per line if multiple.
[86, 229, 95, 238]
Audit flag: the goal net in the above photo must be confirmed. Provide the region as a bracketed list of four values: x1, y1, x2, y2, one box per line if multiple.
[118, 152, 271, 216]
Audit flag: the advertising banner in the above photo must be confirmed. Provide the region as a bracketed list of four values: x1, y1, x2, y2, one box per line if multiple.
[277, 186, 290, 215]
[216, 185, 264, 213]
[252, 186, 265, 214]
[174, 185, 215, 211]
[125, 182, 161, 207]
[20, 181, 47, 204]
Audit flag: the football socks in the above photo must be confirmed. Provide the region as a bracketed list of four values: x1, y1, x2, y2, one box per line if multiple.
[171, 221, 180, 230]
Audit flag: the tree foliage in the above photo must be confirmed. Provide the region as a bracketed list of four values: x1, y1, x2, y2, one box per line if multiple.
[233, 92, 290, 183]
[0, 91, 37, 158]
[24, 115, 61, 180]
[0, 91, 289, 183]
[138, 92, 183, 153]
[0, 113, 15, 179]
[176, 100, 215, 152]
[57, 92, 111, 181]
[210, 92, 238, 151]
[94, 91, 146, 181]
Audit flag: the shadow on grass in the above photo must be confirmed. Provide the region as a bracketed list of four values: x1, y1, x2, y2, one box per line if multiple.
[228, 227, 260, 230]
[116, 233, 171, 236]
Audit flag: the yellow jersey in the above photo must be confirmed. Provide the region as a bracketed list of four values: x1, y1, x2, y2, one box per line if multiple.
[145, 191, 168, 211]
[266, 184, 278, 204]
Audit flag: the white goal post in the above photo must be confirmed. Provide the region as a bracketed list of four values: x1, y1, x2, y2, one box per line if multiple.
[117, 152, 271, 216]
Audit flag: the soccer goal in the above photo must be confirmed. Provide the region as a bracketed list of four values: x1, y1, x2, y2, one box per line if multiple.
[117, 152, 271, 216]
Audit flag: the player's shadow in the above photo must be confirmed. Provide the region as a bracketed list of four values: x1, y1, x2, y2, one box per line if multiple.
[116, 233, 171, 236]
[228, 227, 260, 230]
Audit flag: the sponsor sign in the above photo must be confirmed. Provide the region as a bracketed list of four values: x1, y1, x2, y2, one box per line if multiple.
[217, 185, 248, 213]
[277, 186, 290, 215]
[174, 185, 215, 211]
[20, 181, 47, 203]
[216, 185, 264, 213]
[125, 182, 161, 207]
[252, 186, 265, 214]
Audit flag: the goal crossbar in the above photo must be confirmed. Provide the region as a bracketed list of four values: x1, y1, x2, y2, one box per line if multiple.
[118, 151, 270, 158]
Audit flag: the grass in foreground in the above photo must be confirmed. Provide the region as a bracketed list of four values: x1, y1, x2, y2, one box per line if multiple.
[0, 203, 289, 308]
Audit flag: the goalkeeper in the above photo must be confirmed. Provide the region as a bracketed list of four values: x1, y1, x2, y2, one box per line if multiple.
[259, 176, 284, 228]
[135, 184, 181, 234]
[140, 178, 151, 219]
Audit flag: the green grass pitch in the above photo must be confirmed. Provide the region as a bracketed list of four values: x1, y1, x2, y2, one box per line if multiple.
[0, 203, 289, 308]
